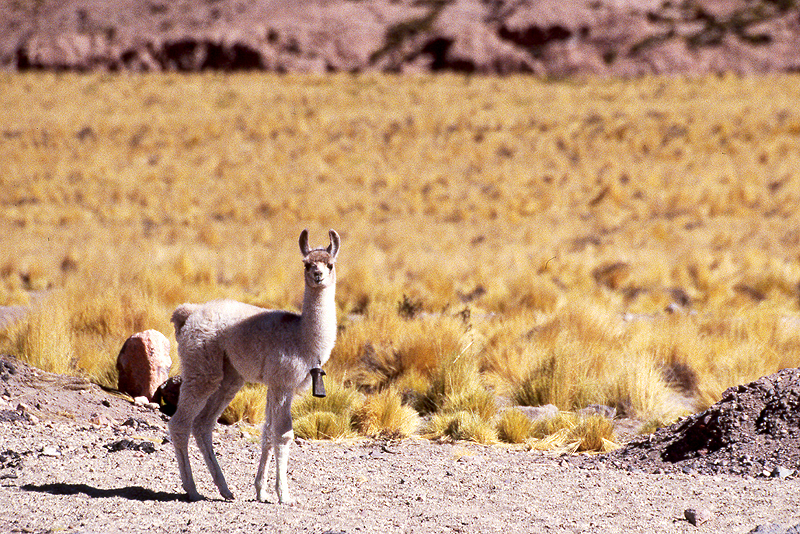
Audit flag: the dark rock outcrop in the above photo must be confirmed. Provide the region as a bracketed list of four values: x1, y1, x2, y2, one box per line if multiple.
[3, 0, 800, 76]
[600, 368, 800, 477]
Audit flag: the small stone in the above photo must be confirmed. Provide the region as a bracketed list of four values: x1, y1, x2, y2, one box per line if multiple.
[684, 508, 713, 526]
[105, 439, 156, 454]
[578, 404, 616, 419]
[748, 524, 790, 534]
[772, 466, 795, 479]
[152, 376, 182, 416]
[514, 404, 559, 421]
[133, 396, 149, 406]
[89, 413, 112, 426]
[41, 446, 60, 457]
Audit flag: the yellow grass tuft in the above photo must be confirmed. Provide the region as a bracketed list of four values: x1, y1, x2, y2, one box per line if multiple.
[496, 408, 534, 444]
[331, 303, 469, 391]
[291, 381, 363, 440]
[220, 383, 267, 425]
[424, 411, 498, 444]
[352, 387, 420, 438]
[569, 414, 618, 453]
[418, 349, 496, 418]
[528, 412, 619, 453]
[293, 411, 357, 441]
[7, 296, 75, 376]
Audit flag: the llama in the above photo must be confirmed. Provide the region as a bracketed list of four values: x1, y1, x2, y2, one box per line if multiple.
[168, 229, 340, 504]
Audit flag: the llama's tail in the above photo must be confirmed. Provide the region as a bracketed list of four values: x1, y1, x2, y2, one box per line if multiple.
[171, 304, 200, 336]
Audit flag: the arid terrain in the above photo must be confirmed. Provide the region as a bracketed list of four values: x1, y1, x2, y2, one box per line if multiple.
[3, 3, 800, 530]
[1, 354, 799, 534]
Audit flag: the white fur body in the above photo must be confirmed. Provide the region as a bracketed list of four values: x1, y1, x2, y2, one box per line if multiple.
[168, 229, 340, 504]
[176, 296, 336, 386]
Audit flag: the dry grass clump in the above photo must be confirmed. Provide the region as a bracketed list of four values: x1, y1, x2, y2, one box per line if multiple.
[424, 411, 498, 444]
[352, 387, 420, 439]
[219, 383, 267, 425]
[291, 381, 363, 440]
[293, 411, 355, 441]
[2, 73, 800, 444]
[6, 296, 75, 376]
[569, 415, 618, 453]
[529, 412, 619, 453]
[418, 351, 497, 418]
[496, 408, 534, 444]
[496, 408, 618, 452]
[330, 302, 468, 390]
[412, 350, 500, 443]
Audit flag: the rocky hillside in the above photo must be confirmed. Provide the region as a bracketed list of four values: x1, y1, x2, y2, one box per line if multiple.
[2, 0, 800, 76]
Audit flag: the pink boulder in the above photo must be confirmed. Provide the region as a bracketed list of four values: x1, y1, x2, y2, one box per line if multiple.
[116, 330, 171, 401]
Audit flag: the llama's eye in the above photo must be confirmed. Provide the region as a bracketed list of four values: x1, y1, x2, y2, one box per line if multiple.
[327, 263, 333, 270]
[304, 263, 311, 271]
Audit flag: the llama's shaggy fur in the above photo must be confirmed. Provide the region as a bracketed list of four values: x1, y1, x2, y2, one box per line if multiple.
[168, 229, 340, 504]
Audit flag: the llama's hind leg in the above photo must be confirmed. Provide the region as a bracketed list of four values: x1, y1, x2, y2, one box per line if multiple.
[169, 377, 218, 501]
[192, 357, 244, 500]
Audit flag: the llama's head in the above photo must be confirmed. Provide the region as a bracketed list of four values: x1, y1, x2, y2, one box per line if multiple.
[299, 229, 340, 289]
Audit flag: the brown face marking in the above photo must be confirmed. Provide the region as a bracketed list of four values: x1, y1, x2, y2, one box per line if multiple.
[304, 250, 335, 264]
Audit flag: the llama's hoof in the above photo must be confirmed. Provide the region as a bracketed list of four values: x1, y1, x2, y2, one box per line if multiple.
[256, 490, 269, 503]
[277, 493, 295, 505]
[221, 490, 235, 501]
[186, 491, 204, 502]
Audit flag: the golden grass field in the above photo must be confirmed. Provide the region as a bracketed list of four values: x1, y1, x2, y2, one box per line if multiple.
[2, 72, 800, 447]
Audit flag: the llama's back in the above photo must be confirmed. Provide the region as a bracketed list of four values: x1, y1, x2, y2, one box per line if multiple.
[220, 305, 306, 384]
[173, 299, 305, 384]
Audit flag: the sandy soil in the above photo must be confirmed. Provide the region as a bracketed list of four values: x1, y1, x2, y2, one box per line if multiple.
[0, 354, 798, 534]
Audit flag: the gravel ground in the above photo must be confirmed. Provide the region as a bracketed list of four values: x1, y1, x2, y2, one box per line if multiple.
[1, 355, 799, 534]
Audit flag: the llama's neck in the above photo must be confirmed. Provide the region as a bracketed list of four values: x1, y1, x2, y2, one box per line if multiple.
[300, 284, 337, 366]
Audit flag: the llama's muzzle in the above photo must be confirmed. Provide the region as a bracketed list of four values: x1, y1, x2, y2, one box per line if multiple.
[310, 368, 326, 397]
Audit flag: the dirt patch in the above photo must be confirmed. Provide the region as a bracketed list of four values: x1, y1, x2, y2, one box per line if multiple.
[0, 353, 799, 533]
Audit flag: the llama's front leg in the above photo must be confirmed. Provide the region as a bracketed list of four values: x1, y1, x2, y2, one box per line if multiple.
[255, 413, 274, 503]
[273, 395, 295, 505]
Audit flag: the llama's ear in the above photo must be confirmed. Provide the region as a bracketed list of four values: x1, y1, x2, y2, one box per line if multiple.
[299, 229, 310, 256]
[327, 229, 340, 259]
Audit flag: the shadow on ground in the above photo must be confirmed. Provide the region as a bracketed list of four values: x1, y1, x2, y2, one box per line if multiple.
[21, 483, 184, 502]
